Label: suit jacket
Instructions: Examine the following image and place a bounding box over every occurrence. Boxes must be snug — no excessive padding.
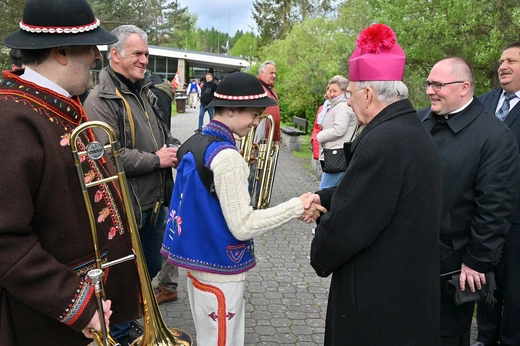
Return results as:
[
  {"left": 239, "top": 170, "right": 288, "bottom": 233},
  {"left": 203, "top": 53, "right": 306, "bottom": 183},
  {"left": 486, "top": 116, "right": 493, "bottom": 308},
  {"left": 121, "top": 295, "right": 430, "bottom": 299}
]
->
[
  {"left": 478, "top": 89, "right": 520, "bottom": 224},
  {"left": 422, "top": 97, "right": 520, "bottom": 275}
]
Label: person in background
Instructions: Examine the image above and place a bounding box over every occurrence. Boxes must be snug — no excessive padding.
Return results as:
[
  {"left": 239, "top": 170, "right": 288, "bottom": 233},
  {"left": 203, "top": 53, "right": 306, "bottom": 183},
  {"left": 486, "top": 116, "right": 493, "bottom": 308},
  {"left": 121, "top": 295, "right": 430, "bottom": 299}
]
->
[
  {"left": 256, "top": 60, "right": 281, "bottom": 145},
  {"left": 422, "top": 56, "right": 520, "bottom": 346},
  {"left": 471, "top": 41, "right": 520, "bottom": 346},
  {"left": 9, "top": 48, "right": 24, "bottom": 71},
  {"left": 306, "top": 23, "right": 442, "bottom": 345},
  {"left": 310, "top": 90, "right": 329, "bottom": 163},
  {"left": 316, "top": 75, "right": 357, "bottom": 189},
  {"left": 161, "top": 72, "right": 325, "bottom": 345},
  {"left": 144, "top": 72, "right": 181, "bottom": 306},
  {"left": 147, "top": 71, "right": 176, "bottom": 130},
  {"left": 83, "top": 24, "right": 179, "bottom": 344},
  {"left": 0, "top": 0, "right": 141, "bottom": 345},
  {"left": 195, "top": 72, "right": 218, "bottom": 133},
  {"left": 187, "top": 78, "right": 201, "bottom": 109}
]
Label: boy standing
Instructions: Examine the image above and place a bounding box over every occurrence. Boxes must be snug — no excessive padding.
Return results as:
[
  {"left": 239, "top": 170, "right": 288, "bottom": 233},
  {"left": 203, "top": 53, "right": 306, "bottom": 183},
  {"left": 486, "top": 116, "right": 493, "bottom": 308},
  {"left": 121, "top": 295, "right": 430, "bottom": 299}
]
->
[{"left": 161, "top": 72, "right": 323, "bottom": 345}]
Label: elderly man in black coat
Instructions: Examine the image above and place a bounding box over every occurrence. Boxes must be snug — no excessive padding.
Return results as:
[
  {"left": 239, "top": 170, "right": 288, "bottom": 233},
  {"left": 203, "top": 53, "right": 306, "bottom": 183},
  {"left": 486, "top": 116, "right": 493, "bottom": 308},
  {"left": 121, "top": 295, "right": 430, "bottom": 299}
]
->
[
  {"left": 307, "top": 24, "right": 443, "bottom": 346},
  {"left": 422, "top": 57, "right": 520, "bottom": 346}
]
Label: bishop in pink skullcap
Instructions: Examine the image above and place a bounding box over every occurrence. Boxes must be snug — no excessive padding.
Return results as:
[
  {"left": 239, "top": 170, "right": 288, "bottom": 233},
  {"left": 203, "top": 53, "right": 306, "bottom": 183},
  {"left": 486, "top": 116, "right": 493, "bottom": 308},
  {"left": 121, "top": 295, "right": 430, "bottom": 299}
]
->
[{"left": 349, "top": 24, "right": 406, "bottom": 81}]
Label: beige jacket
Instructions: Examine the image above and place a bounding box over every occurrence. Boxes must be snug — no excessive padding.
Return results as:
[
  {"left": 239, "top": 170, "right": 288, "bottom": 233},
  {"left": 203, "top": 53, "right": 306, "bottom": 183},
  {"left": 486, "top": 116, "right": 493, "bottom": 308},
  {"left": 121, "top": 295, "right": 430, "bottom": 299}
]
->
[{"left": 316, "top": 96, "right": 357, "bottom": 161}]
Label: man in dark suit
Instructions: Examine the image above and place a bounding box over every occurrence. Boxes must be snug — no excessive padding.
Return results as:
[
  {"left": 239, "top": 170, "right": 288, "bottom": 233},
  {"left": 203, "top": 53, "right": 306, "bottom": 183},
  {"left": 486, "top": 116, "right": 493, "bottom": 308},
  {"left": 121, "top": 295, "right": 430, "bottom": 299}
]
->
[
  {"left": 422, "top": 57, "right": 520, "bottom": 346},
  {"left": 472, "top": 41, "right": 520, "bottom": 346}
]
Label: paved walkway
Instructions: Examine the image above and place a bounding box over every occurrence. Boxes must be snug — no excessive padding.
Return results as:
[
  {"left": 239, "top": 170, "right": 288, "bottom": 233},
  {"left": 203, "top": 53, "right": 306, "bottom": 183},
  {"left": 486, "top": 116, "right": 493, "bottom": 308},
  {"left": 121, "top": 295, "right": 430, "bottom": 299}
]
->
[{"left": 158, "top": 105, "right": 479, "bottom": 345}]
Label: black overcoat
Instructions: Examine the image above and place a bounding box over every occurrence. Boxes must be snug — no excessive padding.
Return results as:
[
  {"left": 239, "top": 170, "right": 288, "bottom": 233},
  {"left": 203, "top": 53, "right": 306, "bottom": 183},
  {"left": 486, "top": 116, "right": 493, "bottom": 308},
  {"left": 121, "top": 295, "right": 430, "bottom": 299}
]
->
[
  {"left": 422, "top": 98, "right": 520, "bottom": 275},
  {"left": 311, "top": 99, "right": 442, "bottom": 345},
  {"left": 422, "top": 97, "right": 520, "bottom": 336}
]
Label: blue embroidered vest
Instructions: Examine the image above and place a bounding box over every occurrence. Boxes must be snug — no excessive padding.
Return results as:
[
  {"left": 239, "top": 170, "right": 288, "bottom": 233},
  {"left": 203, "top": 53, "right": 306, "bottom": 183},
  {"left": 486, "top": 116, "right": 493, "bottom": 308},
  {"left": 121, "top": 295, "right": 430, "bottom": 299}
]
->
[{"left": 161, "top": 120, "right": 256, "bottom": 274}]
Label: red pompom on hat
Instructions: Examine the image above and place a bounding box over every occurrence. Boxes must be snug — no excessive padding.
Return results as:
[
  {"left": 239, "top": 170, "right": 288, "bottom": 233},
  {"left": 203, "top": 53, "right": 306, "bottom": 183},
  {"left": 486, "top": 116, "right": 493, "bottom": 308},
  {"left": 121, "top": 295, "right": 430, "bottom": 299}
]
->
[{"left": 349, "top": 23, "right": 406, "bottom": 81}]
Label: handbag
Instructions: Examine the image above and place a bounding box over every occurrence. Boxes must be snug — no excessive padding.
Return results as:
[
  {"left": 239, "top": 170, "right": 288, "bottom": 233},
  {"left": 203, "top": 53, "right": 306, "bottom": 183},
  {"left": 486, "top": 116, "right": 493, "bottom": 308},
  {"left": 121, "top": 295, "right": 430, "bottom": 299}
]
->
[
  {"left": 322, "top": 148, "right": 347, "bottom": 173},
  {"left": 444, "top": 272, "right": 497, "bottom": 307}
]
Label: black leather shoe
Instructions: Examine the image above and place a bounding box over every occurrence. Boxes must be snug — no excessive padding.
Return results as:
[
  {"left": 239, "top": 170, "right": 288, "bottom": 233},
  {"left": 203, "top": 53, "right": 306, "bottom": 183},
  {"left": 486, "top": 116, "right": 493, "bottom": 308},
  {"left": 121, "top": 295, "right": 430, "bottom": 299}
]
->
[{"left": 470, "top": 342, "right": 498, "bottom": 346}]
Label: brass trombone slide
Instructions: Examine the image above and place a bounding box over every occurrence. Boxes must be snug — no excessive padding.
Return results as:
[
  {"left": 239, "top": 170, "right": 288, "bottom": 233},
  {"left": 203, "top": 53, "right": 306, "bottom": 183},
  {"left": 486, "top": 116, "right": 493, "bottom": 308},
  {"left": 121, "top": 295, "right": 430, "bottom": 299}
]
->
[{"left": 70, "top": 121, "right": 192, "bottom": 346}]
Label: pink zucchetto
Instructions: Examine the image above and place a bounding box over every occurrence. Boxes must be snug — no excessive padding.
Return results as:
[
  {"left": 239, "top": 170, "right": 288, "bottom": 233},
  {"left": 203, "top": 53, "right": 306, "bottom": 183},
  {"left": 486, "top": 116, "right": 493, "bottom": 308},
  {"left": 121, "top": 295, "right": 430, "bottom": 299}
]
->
[{"left": 349, "top": 24, "right": 406, "bottom": 81}]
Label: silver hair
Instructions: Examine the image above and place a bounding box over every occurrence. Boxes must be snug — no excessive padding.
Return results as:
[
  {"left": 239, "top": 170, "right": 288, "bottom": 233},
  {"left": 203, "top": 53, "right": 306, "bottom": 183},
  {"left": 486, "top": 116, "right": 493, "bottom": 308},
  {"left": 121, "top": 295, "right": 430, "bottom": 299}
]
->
[
  {"left": 328, "top": 75, "right": 349, "bottom": 91},
  {"left": 353, "top": 80, "right": 409, "bottom": 103},
  {"left": 107, "top": 25, "right": 148, "bottom": 61},
  {"left": 259, "top": 60, "right": 276, "bottom": 72}
]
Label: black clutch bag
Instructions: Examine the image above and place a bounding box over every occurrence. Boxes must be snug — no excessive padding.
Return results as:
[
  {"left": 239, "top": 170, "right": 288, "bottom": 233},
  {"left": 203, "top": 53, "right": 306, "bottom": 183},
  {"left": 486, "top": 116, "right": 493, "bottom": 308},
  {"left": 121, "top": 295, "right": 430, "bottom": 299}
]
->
[{"left": 444, "top": 272, "right": 497, "bottom": 306}]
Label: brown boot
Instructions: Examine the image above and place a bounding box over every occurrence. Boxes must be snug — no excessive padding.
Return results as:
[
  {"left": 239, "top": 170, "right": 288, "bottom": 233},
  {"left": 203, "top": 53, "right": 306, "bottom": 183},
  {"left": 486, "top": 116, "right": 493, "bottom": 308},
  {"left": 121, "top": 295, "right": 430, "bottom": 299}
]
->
[{"left": 154, "top": 284, "right": 178, "bottom": 304}]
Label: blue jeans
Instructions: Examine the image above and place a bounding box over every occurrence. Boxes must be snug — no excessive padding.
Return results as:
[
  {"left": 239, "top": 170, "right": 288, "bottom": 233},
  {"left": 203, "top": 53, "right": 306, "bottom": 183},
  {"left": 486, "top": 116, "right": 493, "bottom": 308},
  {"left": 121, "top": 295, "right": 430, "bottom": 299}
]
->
[
  {"left": 140, "top": 207, "right": 166, "bottom": 280},
  {"left": 198, "top": 103, "right": 214, "bottom": 130},
  {"left": 319, "top": 171, "right": 345, "bottom": 189},
  {"left": 111, "top": 207, "right": 166, "bottom": 340}
]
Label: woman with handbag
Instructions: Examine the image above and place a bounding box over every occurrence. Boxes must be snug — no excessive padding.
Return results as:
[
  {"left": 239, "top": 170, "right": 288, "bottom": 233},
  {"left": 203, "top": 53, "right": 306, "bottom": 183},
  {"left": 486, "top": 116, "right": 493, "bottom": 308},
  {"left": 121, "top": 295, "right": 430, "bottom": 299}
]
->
[{"left": 316, "top": 75, "right": 357, "bottom": 189}]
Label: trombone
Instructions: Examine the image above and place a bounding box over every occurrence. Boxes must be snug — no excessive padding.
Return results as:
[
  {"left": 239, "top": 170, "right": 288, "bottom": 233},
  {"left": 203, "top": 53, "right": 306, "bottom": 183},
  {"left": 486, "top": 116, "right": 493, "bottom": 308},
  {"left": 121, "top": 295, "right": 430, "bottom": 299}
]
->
[
  {"left": 240, "top": 114, "right": 280, "bottom": 209},
  {"left": 70, "top": 121, "right": 192, "bottom": 346}
]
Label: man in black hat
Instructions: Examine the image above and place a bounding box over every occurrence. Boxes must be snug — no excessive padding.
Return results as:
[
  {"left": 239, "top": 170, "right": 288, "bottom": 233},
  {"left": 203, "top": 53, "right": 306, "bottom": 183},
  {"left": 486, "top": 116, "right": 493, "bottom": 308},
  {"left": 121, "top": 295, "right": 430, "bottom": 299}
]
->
[
  {"left": 160, "top": 71, "right": 325, "bottom": 345},
  {"left": 0, "top": 0, "right": 141, "bottom": 345}
]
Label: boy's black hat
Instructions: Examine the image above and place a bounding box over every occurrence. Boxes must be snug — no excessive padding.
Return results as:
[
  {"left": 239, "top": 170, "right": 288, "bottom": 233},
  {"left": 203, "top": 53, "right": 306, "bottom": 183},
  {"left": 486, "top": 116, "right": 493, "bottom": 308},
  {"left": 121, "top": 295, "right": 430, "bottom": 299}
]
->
[
  {"left": 206, "top": 72, "right": 278, "bottom": 108},
  {"left": 3, "top": 0, "right": 117, "bottom": 49}
]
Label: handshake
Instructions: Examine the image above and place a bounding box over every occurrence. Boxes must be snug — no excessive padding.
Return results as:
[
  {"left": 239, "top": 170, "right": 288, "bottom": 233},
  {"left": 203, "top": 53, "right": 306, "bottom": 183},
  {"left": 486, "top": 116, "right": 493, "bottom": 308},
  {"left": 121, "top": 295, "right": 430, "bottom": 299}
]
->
[{"left": 298, "top": 192, "right": 326, "bottom": 223}]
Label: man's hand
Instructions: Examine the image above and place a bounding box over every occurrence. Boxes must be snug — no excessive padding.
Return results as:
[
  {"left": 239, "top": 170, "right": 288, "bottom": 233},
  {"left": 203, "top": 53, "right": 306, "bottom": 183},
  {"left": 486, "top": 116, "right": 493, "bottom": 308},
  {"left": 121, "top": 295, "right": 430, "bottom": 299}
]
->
[
  {"left": 299, "top": 192, "right": 326, "bottom": 222},
  {"left": 82, "top": 299, "right": 113, "bottom": 339},
  {"left": 156, "top": 144, "right": 178, "bottom": 168},
  {"left": 303, "top": 193, "right": 321, "bottom": 209},
  {"left": 459, "top": 263, "right": 486, "bottom": 292}
]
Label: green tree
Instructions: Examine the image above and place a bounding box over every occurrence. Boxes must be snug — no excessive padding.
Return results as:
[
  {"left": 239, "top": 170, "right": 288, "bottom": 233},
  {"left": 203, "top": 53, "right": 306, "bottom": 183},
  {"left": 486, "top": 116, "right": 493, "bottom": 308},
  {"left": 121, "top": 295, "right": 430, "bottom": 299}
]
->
[
  {"left": 230, "top": 32, "right": 257, "bottom": 63},
  {"left": 258, "top": 17, "right": 350, "bottom": 123},
  {"left": 338, "top": 0, "right": 520, "bottom": 107},
  {"left": 0, "top": 0, "right": 26, "bottom": 69},
  {"left": 252, "top": 0, "right": 338, "bottom": 48}
]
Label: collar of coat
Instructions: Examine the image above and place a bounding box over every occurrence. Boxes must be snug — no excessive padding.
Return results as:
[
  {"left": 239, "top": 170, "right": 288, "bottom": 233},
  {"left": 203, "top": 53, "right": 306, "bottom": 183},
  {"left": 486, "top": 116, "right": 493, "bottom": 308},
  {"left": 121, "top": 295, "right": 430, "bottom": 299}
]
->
[
  {"left": 351, "top": 98, "right": 414, "bottom": 152},
  {"left": 422, "top": 97, "right": 485, "bottom": 134}
]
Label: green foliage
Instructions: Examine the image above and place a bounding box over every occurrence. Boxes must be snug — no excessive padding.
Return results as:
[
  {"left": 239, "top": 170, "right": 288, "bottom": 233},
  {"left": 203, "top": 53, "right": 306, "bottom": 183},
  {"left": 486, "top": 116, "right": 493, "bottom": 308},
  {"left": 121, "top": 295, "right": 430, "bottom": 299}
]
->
[
  {"left": 0, "top": 0, "right": 26, "bottom": 69},
  {"left": 230, "top": 32, "right": 258, "bottom": 62},
  {"left": 259, "top": 17, "right": 352, "bottom": 123},
  {"left": 255, "top": 0, "right": 520, "bottom": 119},
  {"left": 336, "top": 0, "right": 520, "bottom": 108},
  {"left": 252, "top": 0, "right": 337, "bottom": 49}
]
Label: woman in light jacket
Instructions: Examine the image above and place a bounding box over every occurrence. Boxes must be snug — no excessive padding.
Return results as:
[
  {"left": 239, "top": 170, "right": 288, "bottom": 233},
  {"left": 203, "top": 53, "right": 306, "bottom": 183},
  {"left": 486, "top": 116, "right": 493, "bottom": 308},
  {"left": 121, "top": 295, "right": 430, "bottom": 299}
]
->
[{"left": 316, "top": 75, "right": 357, "bottom": 189}]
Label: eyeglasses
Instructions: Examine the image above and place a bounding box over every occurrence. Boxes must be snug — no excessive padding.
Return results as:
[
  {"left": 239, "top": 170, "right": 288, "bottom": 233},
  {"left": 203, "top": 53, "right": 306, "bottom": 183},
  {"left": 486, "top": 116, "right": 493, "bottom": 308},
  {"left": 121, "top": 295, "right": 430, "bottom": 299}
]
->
[
  {"left": 345, "top": 88, "right": 366, "bottom": 99},
  {"left": 424, "top": 81, "right": 464, "bottom": 91}
]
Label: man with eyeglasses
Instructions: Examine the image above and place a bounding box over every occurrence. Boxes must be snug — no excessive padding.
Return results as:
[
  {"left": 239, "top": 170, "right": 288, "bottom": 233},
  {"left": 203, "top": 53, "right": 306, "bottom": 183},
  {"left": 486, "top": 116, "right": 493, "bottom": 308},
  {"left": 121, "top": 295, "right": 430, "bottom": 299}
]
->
[
  {"left": 471, "top": 41, "right": 520, "bottom": 346},
  {"left": 421, "top": 57, "right": 520, "bottom": 346}
]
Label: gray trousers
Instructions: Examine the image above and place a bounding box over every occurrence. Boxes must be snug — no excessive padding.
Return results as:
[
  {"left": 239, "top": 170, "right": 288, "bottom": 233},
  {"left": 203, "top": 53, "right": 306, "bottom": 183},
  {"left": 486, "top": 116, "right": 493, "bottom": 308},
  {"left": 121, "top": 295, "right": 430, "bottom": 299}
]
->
[{"left": 157, "top": 257, "right": 179, "bottom": 293}]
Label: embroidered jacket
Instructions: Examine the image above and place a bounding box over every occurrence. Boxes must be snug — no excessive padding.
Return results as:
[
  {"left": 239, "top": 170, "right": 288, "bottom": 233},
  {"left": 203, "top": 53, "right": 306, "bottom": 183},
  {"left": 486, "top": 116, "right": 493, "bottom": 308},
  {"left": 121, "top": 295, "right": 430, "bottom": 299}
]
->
[{"left": 0, "top": 70, "right": 140, "bottom": 346}]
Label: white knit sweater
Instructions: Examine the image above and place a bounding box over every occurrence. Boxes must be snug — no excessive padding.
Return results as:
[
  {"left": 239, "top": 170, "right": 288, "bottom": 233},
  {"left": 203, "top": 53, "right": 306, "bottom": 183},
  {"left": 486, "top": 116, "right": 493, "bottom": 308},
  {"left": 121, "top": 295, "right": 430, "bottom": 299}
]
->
[{"left": 189, "top": 148, "right": 304, "bottom": 283}]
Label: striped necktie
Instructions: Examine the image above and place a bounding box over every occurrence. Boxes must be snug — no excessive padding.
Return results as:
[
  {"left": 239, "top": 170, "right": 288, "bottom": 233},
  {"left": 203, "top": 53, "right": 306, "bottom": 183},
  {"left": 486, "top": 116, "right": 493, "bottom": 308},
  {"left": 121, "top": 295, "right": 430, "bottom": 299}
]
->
[{"left": 496, "top": 92, "right": 517, "bottom": 121}]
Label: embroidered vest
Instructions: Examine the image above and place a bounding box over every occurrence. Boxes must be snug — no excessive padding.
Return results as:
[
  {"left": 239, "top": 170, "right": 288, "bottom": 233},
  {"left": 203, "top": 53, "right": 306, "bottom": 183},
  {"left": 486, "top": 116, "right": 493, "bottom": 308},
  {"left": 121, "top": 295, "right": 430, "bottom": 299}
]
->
[{"left": 161, "top": 125, "right": 256, "bottom": 275}]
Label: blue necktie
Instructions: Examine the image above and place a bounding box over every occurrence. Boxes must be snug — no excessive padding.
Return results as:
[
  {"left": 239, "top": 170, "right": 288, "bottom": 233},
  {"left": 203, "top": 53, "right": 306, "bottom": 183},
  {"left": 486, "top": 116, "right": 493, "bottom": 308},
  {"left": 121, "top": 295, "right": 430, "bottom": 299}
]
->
[{"left": 496, "top": 93, "right": 516, "bottom": 121}]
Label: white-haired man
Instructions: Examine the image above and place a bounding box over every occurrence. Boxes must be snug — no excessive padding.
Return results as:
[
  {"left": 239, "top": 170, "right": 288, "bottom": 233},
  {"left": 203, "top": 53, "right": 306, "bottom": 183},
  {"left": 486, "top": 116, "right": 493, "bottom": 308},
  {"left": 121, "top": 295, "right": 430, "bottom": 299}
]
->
[
  {"left": 306, "top": 24, "right": 442, "bottom": 345},
  {"left": 83, "top": 24, "right": 180, "bottom": 344}
]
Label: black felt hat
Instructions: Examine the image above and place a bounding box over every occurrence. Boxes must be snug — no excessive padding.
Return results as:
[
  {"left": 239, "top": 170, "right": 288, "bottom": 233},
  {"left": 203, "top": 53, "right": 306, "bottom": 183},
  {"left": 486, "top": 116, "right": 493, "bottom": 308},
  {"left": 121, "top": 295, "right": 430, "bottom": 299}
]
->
[
  {"left": 206, "top": 72, "right": 278, "bottom": 108},
  {"left": 3, "top": 0, "right": 117, "bottom": 49}
]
